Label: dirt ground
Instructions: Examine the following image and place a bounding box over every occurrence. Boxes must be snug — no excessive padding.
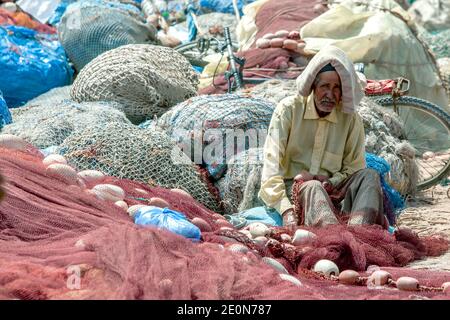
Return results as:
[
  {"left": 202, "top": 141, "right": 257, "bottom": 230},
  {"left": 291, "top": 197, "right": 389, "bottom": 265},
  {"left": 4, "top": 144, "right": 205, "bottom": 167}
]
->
[{"left": 397, "top": 184, "right": 450, "bottom": 271}]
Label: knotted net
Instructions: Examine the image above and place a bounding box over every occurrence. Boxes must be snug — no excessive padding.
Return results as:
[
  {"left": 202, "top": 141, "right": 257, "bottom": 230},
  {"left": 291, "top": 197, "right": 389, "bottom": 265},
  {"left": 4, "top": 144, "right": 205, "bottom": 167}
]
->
[
  {"left": 0, "top": 146, "right": 448, "bottom": 300},
  {"left": 71, "top": 44, "right": 199, "bottom": 123}
]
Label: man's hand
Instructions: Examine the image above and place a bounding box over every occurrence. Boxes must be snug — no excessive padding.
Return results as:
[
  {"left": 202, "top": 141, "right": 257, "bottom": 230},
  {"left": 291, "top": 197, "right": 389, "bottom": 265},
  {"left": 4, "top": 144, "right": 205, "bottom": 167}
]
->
[
  {"left": 294, "top": 170, "right": 314, "bottom": 183},
  {"left": 282, "top": 208, "right": 298, "bottom": 227}
]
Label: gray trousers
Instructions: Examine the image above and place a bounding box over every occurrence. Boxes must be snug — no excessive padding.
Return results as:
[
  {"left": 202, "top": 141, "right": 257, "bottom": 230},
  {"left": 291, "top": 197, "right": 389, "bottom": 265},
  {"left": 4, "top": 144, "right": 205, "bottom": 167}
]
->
[{"left": 286, "top": 169, "right": 385, "bottom": 227}]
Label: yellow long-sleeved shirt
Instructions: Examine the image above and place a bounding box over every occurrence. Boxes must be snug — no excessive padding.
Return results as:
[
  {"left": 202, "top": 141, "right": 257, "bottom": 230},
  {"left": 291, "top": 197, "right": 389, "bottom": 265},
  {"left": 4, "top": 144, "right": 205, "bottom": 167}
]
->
[{"left": 258, "top": 94, "right": 366, "bottom": 214}]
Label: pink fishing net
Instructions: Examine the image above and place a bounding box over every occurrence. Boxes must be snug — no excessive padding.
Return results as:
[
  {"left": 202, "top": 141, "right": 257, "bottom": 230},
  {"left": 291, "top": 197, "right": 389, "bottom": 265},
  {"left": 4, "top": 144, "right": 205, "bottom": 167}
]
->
[{"left": 0, "top": 147, "right": 449, "bottom": 300}]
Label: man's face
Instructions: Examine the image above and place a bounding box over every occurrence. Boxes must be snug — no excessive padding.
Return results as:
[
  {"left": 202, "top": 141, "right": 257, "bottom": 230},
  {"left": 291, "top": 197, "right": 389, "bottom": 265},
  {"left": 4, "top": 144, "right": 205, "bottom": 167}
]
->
[{"left": 313, "top": 71, "right": 342, "bottom": 115}]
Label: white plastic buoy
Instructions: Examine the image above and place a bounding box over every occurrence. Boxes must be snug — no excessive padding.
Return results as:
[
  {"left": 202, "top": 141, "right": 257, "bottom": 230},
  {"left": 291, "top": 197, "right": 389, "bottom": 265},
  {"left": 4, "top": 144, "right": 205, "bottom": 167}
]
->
[
  {"left": 292, "top": 229, "right": 316, "bottom": 246},
  {"left": 46, "top": 164, "right": 78, "bottom": 185},
  {"left": 442, "top": 282, "right": 450, "bottom": 294},
  {"left": 262, "top": 257, "right": 288, "bottom": 274},
  {"left": 148, "top": 197, "right": 169, "bottom": 208},
  {"left": 280, "top": 234, "right": 292, "bottom": 242},
  {"left": 338, "top": 270, "right": 360, "bottom": 285},
  {"left": 92, "top": 184, "right": 125, "bottom": 202},
  {"left": 313, "top": 259, "right": 339, "bottom": 277},
  {"left": 280, "top": 274, "right": 302, "bottom": 287},
  {"left": 227, "top": 244, "right": 249, "bottom": 254},
  {"left": 0, "top": 134, "right": 28, "bottom": 151},
  {"left": 396, "top": 277, "right": 420, "bottom": 291},
  {"left": 368, "top": 270, "right": 392, "bottom": 286},
  {"left": 127, "top": 204, "right": 147, "bottom": 219},
  {"left": 248, "top": 222, "right": 270, "bottom": 238},
  {"left": 114, "top": 200, "right": 128, "bottom": 211},
  {"left": 170, "top": 188, "right": 192, "bottom": 198},
  {"left": 253, "top": 236, "right": 268, "bottom": 246},
  {"left": 42, "top": 154, "right": 67, "bottom": 167},
  {"left": 77, "top": 170, "right": 105, "bottom": 184}
]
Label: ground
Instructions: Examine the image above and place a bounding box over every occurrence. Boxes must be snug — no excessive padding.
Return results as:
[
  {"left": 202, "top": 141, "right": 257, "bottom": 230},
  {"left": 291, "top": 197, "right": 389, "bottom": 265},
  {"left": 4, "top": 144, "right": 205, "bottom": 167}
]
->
[{"left": 398, "top": 184, "right": 450, "bottom": 271}]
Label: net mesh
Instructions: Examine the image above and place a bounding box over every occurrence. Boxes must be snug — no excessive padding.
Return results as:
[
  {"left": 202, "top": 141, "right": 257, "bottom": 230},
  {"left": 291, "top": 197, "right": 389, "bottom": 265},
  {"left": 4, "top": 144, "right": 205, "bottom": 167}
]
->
[
  {"left": 71, "top": 44, "right": 199, "bottom": 124},
  {"left": 3, "top": 101, "right": 131, "bottom": 150},
  {"left": 0, "top": 147, "right": 448, "bottom": 300},
  {"left": 58, "top": 0, "right": 157, "bottom": 71},
  {"left": 57, "top": 122, "right": 220, "bottom": 212},
  {"left": 215, "top": 147, "right": 264, "bottom": 214},
  {"left": 155, "top": 94, "right": 275, "bottom": 180},
  {"left": 180, "top": 12, "right": 238, "bottom": 41}
]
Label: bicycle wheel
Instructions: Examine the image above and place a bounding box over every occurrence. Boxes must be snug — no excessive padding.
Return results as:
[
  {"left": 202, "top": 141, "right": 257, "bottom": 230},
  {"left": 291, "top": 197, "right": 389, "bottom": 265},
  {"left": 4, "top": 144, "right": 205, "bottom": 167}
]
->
[
  {"left": 374, "top": 96, "right": 450, "bottom": 190},
  {"left": 175, "top": 39, "right": 239, "bottom": 67}
]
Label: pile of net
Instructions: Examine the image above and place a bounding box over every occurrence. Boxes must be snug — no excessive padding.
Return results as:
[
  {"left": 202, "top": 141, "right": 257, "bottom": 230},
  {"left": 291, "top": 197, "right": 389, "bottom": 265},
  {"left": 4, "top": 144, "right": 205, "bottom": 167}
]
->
[
  {"left": 155, "top": 94, "right": 275, "bottom": 180},
  {"left": 58, "top": 0, "right": 158, "bottom": 71},
  {"left": 437, "top": 58, "right": 450, "bottom": 97},
  {"left": 71, "top": 44, "right": 198, "bottom": 124},
  {"left": 417, "top": 28, "right": 450, "bottom": 60},
  {"left": 57, "top": 121, "right": 220, "bottom": 212},
  {"left": 0, "top": 145, "right": 448, "bottom": 300},
  {"left": 3, "top": 101, "right": 131, "bottom": 150}
]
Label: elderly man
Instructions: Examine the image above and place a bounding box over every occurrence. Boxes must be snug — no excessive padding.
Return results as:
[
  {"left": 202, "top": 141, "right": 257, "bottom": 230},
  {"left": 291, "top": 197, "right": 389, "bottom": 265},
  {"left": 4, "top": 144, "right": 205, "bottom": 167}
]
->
[{"left": 259, "top": 46, "right": 386, "bottom": 227}]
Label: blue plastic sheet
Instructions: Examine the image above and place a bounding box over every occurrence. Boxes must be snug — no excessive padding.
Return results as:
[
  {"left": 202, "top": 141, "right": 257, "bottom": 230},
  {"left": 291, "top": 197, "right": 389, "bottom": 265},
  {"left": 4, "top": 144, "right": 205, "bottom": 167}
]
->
[
  {"left": 227, "top": 206, "right": 283, "bottom": 228},
  {"left": 0, "top": 90, "right": 12, "bottom": 128},
  {"left": 134, "top": 206, "right": 201, "bottom": 241},
  {"left": 0, "top": 25, "right": 73, "bottom": 108},
  {"left": 199, "top": 0, "right": 256, "bottom": 15}
]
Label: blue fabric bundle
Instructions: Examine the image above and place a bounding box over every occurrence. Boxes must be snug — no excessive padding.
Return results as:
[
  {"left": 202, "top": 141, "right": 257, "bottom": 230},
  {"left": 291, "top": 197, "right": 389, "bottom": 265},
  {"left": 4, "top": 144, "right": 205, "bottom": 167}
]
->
[
  {"left": 0, "top": 90, "right": 12, "bottom": 128},
  {"left": 0, "top": 25, "right": 73, "bottom": 108},
  {"left": 365, "top": 152, "right": 405, "bottom": 225}
]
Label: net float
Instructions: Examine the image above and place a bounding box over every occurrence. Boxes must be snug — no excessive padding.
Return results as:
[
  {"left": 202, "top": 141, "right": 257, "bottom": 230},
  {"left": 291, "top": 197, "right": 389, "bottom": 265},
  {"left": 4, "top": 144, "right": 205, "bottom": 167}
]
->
[
  {"left": 77, "top": 170, "right": 105, "bottom": 184},
  {"left": 46, "top": 163, "right": 78, "bottom": 186},
  {"left": 92, "top": 184, "right": 125, "bottom": 202},
  {"left": 338, "top": 270, "right": 360, "bottom": 285},
  {"left": 368, "top": 270, "right": 392, "bottom": 286},
  {"left": 442, "top": 282, "right": 450, "bottom": 294},
  {"left": 275, "top": 30, "right": 289, "bottom": 38},
  {"left": 148, "top": 197, "right": 169, "bottom": 208},
  {"left": 228, "top": 244, "right": 249, "bottom": 254},
  {"left": 248, "top": 222, "right": 270, "bottom": 238},
  {"left": 42, "top": 154, "right": 67, "bottom": 166},
  {"left": 280, "top": 274, "right": 302, "bottom": 287},
  {"left": 292, "top": 229, "right": 316, "bottom": 245},
  {"left": 288, "top": 30, "right": 300, "bottom": 39},
  {"left": 253, "top": 236, "right": 268, "bottom": 246},
  {"left": 0, "top": 134, "right": 28, "bottom": 151},
  {"left": 262, "top": 32, "right": 276, "bottom": 39},
  {"left": 170, "top": 188, "right": 192, "bottom": 198},
  {"left": 280, "top": 233, "right": 292, "bottom": 242},
  {"left": 269, "top": 38, "right": 284, "bottom": 48},
  {"left": 283, "top": 39, "right": 298, "bottom": 51},
  {"left": 396, "top": 277, "right": 420, "bottom": 291},
  {"left": 127, "top": 204, "right": 147, "bottom": 219},
  {"left": 114, "top": 200, "right": 128, "bottom": 211},
  {"left": 262, "top": 257, "right": 289, "bottom": 274},
  {"left": 313, "top": 259, "right": 339, "bottom": 277},
  {"left": 256, "top": 38, "right": 271, "bottom": 49},
  {"left": 239, "top": 229, "right": 253, "bottom": 239}
]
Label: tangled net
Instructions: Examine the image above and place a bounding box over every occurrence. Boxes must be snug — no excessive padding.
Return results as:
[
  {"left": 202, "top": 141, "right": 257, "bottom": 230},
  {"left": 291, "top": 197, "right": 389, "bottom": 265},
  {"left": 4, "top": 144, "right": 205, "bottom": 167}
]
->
[
  {"left": 71, "top": 44, "right": 199, "bottom": 124},
  {"left": 3, "top": 101, "right": 131, "bottom": 150},
  {"left": 156, "top": 94, "right": 275, "bottom": 180},
  {"left": 0, "top": 146, "right": 448, "bottom": 300},
  {"left": 359, "top": 97, "right": 418, "bottom": 195},
  {"left": 215, "top": 148, "right": 264, "bottom": 214},
  {"left": 58, "top": 0, "right": 157, "bottom": 71},
  {"left": 180, "top": 12, "right": 238, "bottom": 41},
  {"left": 58, "top": 122, "right": 220, "bottom": 212}
]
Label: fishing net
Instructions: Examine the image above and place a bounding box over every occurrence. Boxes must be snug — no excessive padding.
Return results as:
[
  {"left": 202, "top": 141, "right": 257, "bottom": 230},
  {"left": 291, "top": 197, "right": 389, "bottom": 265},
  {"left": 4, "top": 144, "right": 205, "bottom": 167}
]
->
[
  {"left": 71, "top": 44, "right": 199, "bottom": 124},
  {"left": 0, "top": 146, "right": 448, "bottom": 300},
  {"left": 215, "top": 147, "right": 264, "bottom": 214},
  {"left": 57, "top": 122, "right": 220, "bottom": 212},
  {"left": 156, "top": 94, "right": 275, "bottom": 180},
  {"left": 237, "top": 79, "right": 298, "bottom": 105},
  {"left": 417, "top": 28, "right": 450, "bottom": 60},
  {"left": 437, "top": 58, "right": 450, "bottom": 97},
  {"left": 359, "top": 97, "right": 418, "bottom": 195},
  {"left": 180, "top": 12, "right": 238, "bottom": 41},
  {"left": 2, "top": 101, "right": 131, "bottom": 150},
  {"left": 58, "top": 0, "right": 158, "bottom": 71}
]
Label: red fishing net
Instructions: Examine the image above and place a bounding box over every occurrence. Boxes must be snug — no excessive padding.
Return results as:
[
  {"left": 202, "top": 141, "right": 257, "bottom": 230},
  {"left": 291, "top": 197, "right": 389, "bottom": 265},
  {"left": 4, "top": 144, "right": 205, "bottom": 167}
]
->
[{"left": 0, "top": 147, "right": 449, "bottom": 300}]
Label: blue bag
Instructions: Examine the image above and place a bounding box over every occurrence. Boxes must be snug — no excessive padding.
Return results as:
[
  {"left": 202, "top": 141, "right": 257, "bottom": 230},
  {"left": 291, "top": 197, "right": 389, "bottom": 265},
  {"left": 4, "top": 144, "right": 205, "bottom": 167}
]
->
[
  {"left": 0, "top": 25, "right": 73, "bottom": 108},
  {"left": 0, "top": 90, "right": 12, "bottom": 128},
  {"left": 134, "top": 206, "right": 201, "bottom": 241},
  {"left": 227, "top": 206, "right": 283, "bottom": 228}
]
